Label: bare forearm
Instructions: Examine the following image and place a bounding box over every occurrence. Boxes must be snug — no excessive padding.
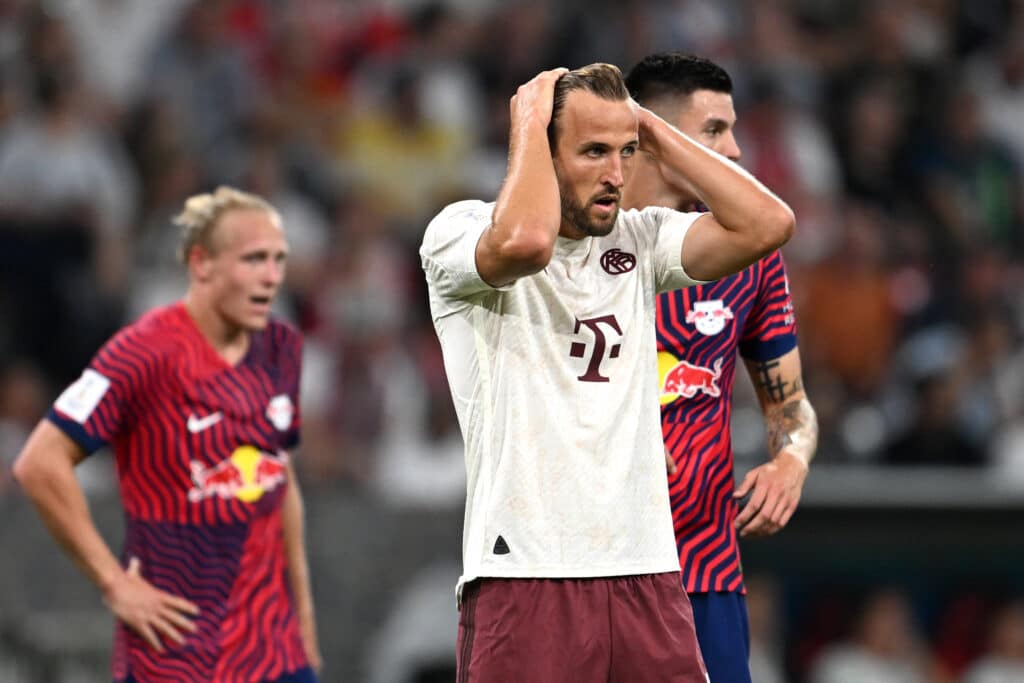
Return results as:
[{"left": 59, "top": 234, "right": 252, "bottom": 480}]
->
[
  {"left": 650, "top": 116, "right": 792, "bottom": 239},
  {"left": 282, "top": 476, "right": 314, "bottom": 619},
  {"left": 765, "top": 395, "right": 818, "bottom": 466},
  {"left": 18, "top": 458, "right": 123, "bottom": 594},
  {"left": 478, "top": 69, "right": 567, "bottom": 284},
  {"left": 488, "top": 121, "right": 561, "bottom": 270},
  {"left": 494, "top": 121, "right": 560, "bottom": 234}
]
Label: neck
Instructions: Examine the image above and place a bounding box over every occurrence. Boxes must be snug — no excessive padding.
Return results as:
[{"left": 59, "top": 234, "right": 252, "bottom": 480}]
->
[
  {"left": 558, "top": 220, "right": 587, "bottom": 240},
  {"left": 183, "top": 292, "right": 250, "bottom": 365}
]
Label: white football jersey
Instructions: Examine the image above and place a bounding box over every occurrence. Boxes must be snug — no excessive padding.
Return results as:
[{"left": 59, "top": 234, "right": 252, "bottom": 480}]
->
[{"left": 420, "top": 200, "right": 706, "bottom": 592}]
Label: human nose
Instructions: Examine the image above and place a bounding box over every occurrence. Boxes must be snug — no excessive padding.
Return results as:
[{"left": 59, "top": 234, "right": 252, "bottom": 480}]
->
[
  {"left": 721, "top": 132, "right": 741, "bottom": 162},
  {"left": 602, "top": 155, "right": 625, "bottom": 189},
  {"left": 264, "top": 259, "right": 285, "bottom": 286}
]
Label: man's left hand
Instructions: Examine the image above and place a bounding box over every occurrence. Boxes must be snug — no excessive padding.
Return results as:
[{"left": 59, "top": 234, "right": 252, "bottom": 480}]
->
[{"left": 732, "top": 450, "right": 808, "bottom": 537}]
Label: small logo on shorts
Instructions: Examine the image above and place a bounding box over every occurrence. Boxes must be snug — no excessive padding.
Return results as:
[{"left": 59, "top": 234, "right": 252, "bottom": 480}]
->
[{"left": 493, "top": 535, "right": 510, "bottom": 555}]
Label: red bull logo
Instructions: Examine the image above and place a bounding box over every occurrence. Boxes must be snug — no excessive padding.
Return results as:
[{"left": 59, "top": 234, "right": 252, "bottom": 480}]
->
[
  {"left": 685, "top": 300, "right": 734, "bottom": 336},
  {"left": 188, "top": 446, "right": 289, "bottom": 503},
  {"left": 659, "top": 354, "right": 724, "bottom": 403}
]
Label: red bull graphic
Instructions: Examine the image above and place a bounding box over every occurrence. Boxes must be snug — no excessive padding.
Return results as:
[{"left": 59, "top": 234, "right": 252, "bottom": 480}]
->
[
  {"left": 685, "top": 300, "right": 734, "bottom": 336},
  {"left": 188, "top": 445, "right": 289, "bottom": 503},
  {"left": 253, "top": 452, "right": 288, "bottom": 491},
  {"left": 659, "top": 355, "right": 724, "bottom": 402}
]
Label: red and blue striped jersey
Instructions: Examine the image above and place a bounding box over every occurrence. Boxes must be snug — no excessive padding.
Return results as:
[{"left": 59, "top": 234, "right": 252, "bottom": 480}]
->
[
  {"left": 657, "top": 250, "right": 797, "bottom": 594},
  {"left": 47, "top": 302, "right": 309, "bottom": 683}
]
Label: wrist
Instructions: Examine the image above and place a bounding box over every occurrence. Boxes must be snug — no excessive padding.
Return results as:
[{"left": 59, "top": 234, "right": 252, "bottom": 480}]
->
[
  {"left": 97, "top": 565, "right": 124, "bottom": 600},
  {"left": 511, "top": 117, "right": 550, "bottom": 142},
  {"left": 779, "top": 447, "right": 811, "bottom": 473}
]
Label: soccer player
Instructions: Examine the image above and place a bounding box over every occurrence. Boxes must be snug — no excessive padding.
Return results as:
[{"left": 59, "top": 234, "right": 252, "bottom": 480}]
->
[
  {"left": 420, "top": 63, "right": 794, "bottom": 682},
  {"left": 624, "top": 53, "right": 820, "bottom": 683},
  {"left": 13, "top": 187, "right": 321, "bottom": 683}
]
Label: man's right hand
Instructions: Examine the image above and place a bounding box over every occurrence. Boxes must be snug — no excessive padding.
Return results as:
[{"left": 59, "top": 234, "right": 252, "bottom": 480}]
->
[
  {"left": 103, "top": 557, "right": 200, "bottom": 652},
  {"left": 510, "top": 68, "right": 569, "bottom": 131}
]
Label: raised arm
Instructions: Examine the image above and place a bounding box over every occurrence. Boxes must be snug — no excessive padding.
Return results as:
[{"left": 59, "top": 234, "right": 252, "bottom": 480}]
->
[
  {"left": 475, "top": 68, "right": 567, "bottom": 287},
  {"left": 732, "top": 348, "right": 818, "bottom": 537},
  {"left": 636, "top": 106, "right": 794, "bottom": 281},
  {"left": 13, "top": 421, "right": 198, "bottom": 650}
]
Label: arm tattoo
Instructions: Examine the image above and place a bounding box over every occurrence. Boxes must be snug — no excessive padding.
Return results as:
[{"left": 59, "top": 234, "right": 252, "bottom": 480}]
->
[
  {"left": 765, "top": 396, "right": 819, "bottom": 463},
  {"left": 755, "top": 360, "right": 803, "bottom": 404}
]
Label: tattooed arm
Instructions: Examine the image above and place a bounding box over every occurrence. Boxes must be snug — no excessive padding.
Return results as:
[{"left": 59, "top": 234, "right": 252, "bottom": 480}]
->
[{"left": 733, "top": 347, "right": 819, "bottom": 537}]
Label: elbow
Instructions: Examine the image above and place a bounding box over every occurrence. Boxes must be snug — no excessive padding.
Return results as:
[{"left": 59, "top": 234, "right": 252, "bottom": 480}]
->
[
  {"left": 500, "top": 236, "right": 554, "bottom": 274},
  {"left": 758, "top": 201, "right": 795, "bottom": 254},
  {"left": 489, "top": 216, "right": 556, "bottom": 275},
  {"left": 12, "top": 442, "right": 55, "bottom": 495},
  {"left": 12, "top": 452, "right": 38, "bottom": 492}
]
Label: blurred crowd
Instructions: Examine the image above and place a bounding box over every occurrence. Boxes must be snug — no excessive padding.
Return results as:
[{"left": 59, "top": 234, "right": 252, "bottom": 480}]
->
[
  {"left": 744, "top": 578, "right": 1024, "bottom": 683},
  {"left": 0, "top": 0, "right": 1022, "bottom": 497},
  {"left": 0, "top": 0, "right": 1022, "bottom": 680}
]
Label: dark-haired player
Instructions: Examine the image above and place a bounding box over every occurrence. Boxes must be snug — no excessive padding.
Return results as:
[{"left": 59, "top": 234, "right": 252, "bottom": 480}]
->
[{"left": 625, "top": 53, "right": 819, "bottom": 683}]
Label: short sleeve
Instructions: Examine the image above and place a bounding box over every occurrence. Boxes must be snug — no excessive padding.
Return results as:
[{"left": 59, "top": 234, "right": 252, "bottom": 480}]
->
[
  {"left": 420, "top": 200, "right": 506, "bottom": 319},
  {"left": 739, "top": 250, "right": 799, "bottom": 361},
  {"left": 47, "top": 329, "right": 149, "bottom": 455},
  {"left": 282, "top": 330, "right": 303, "bottom": 449},
  {"left": 646, "top": 206, "right": 710, "bottom": 293}
]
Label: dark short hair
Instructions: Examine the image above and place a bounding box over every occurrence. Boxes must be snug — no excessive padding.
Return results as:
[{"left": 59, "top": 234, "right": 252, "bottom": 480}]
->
[
  {"left": 625, "top": 53, "right": 732, "bottom": 106},
  {"left": 548, "top": 63, "right": 631, "bottom": 149}
]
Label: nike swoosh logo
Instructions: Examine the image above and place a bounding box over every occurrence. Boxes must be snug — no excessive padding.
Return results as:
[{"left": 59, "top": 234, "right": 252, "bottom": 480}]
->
[{"left": 187, "top": 412, "right": 223, "bottom": 433}]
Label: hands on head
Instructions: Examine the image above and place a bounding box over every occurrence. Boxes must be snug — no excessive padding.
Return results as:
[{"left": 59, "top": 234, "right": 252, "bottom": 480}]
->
[{"left": 510, "top": 67, "right": 569, "bottom": 130}]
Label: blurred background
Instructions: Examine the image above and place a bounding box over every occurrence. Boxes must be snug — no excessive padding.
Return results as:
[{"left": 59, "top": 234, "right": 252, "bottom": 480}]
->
[{"left": 0, "top": 0, "right": 1022, "bottom": 681}]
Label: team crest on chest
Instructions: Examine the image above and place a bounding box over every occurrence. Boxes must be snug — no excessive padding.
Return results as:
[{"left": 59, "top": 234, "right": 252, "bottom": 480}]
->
[
  {"left": 600, "top": 248, "right": 636, "bottom": 275},
  {"left": 685, "top": 300, "right": 734, "bottom": 336},
  {"left": 266, "top": 394, "right": 294, "bottom": 431}
]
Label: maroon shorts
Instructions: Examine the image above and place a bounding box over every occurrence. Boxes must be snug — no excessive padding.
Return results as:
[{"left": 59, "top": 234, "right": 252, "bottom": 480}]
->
[{"left": 456, "top": 572, "right": 707, "bottom": 683}]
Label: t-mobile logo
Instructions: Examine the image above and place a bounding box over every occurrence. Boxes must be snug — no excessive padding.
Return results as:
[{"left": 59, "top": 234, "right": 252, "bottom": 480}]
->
[{"left": 569, "top": 315, "right": 622, "bottom": 382}]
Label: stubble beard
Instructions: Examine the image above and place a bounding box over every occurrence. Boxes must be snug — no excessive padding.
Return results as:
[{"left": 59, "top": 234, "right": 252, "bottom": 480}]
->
[{"left": 559, "top": 191, "right": 618, "bottom": 238}]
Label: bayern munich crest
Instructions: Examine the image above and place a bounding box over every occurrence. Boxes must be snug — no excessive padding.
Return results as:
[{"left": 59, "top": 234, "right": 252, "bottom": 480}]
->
[{"left": 600, "top": 248, "right": 636, "bottom": 275}]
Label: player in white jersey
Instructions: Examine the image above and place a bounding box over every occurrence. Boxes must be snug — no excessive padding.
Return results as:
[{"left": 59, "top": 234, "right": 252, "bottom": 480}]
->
[{"left": 420, "top": 63, "right": 794, "bottom": 683}]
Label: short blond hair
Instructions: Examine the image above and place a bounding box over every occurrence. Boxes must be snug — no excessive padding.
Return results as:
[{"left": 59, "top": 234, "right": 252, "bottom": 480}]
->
[{"left": 174, "top": 186, "right": 280, "bottom": 264}]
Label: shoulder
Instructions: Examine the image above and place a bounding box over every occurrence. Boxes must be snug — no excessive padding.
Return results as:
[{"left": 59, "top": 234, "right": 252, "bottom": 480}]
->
[
  {"left": 423, "top": 200, "right": 493, "bottom": 240},
  {"left": 265, "top": 317, "right": 304, "bottom": 355},
  {"left": 617, "top": 206, "right": 665, "bottom": 228},
  {"left": 760, "top": 249, "right": 786, "bottom": 268},
  {"left": 420, "top": 199, "right": 497, "bottom": 295},
  {"left": 611, "top": 207, "right": 657, "bottom": 248},
  {"left": 242, "top": 317, "right": 304, "bottom": 379},
  {"left": 434, "top": 199, "right": 493, "bottom": 222},
  {"left": 756, "top": 249, "right": 791, "bottom": 285},
  {"left": 103, "top": 304, "right": 187, "bottom": 363},
  {"left": 620, "top": 205, "right": 698, "bottom": 224},
  {"left": 86, "top": 305, "right": 189, "bottom": 393},
  {"left": 617, "top": 206, "right": 705, "bottom": 237}
]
